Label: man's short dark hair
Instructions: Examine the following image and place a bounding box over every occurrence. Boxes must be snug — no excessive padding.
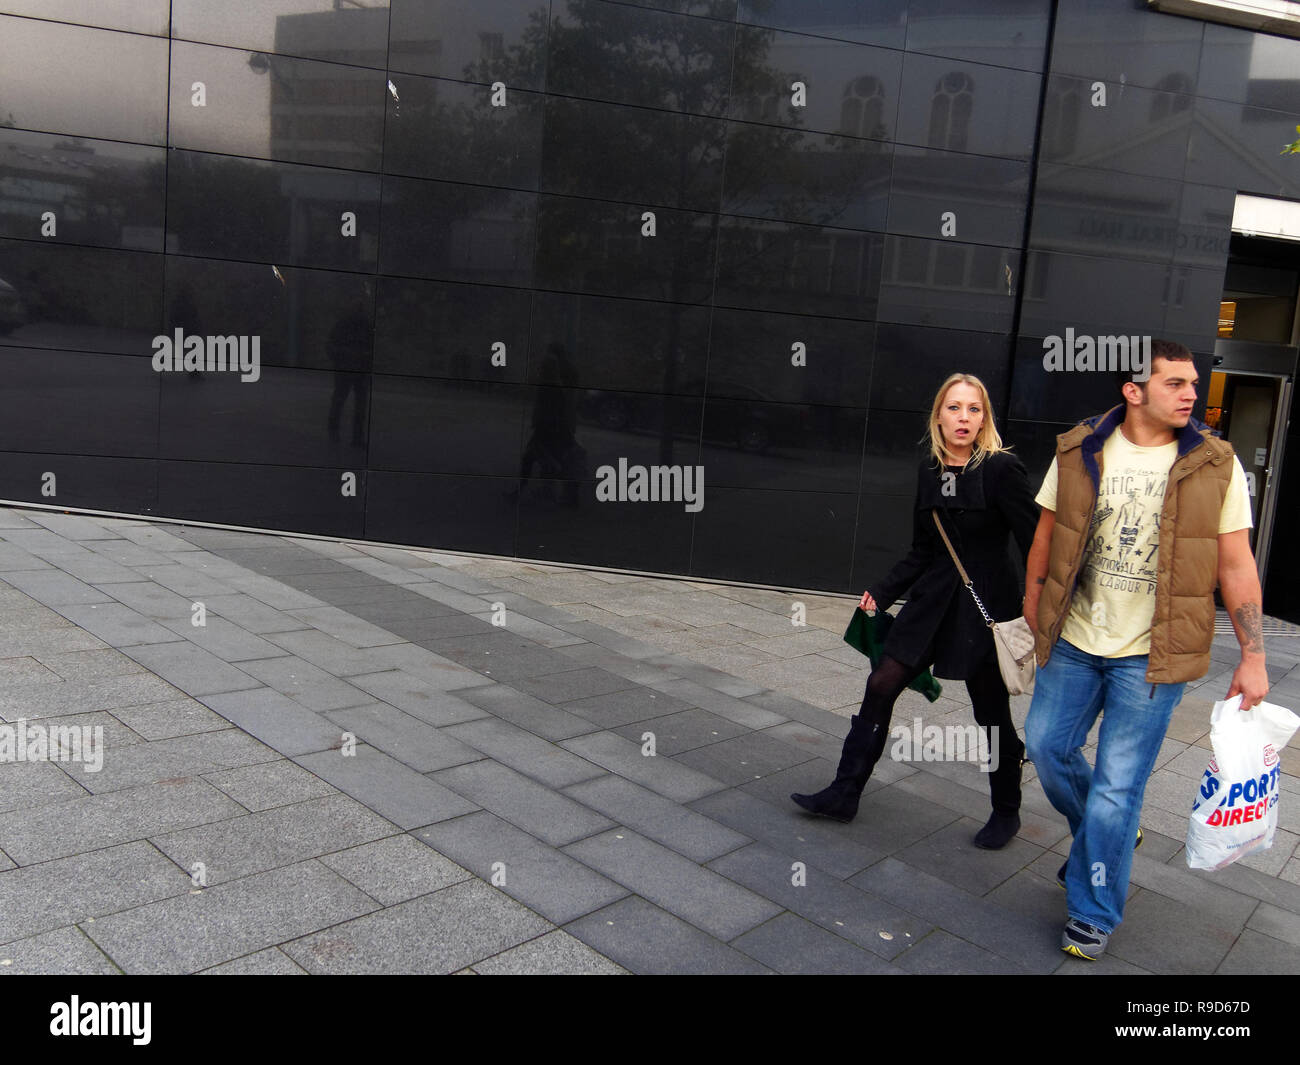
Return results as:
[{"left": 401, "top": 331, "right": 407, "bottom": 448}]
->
[{"left": 1115, "top": 338, "right": 1194, "bottom": 398}]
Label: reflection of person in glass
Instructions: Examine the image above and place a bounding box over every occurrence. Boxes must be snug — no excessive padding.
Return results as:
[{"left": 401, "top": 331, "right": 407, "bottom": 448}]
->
[
  {"left": 791, "top": 374, "right": 1038, "bottom": 851},
  {"left": 328, "top": 300, "right": 369, "bottom": 448},
  {"left": 517, "top": 342, "right": 582, "bottom": 506}
]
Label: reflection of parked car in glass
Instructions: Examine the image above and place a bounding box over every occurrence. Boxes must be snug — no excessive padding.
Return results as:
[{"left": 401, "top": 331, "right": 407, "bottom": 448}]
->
[
  {"left": 578, "top": 377, "right": 813, "bottom": 453},
  {"left": 0, "top": 276, "right": 25, "bottom": 335}
]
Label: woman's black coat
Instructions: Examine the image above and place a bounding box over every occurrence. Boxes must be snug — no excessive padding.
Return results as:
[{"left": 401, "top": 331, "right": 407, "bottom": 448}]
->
[{"left": 866, "top": 449, "right": 1039, "bottom": 680}]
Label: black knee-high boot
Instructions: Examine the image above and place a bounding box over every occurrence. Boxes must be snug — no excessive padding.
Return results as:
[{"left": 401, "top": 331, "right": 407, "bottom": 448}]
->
[{"left": 790, "top": 713, "right": 890, "bottom": 822}]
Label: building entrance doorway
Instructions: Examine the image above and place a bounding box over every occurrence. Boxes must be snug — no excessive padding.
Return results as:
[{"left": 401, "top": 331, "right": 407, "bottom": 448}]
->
[{"left": 1215, "top": 214, "right": 1299, "bottom": 618}]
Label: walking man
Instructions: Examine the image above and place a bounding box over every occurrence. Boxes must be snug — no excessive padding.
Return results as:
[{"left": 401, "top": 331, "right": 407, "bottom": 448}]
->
[{"left": 1022, "top": 340, "right": 1268, "bottom": 960}]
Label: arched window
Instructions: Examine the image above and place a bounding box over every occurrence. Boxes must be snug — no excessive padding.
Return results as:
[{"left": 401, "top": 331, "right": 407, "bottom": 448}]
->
[
  {"left": 1150, "top": 72, "right": 1193, "bottom": 121},
  {"left": 929, "top": 71, "right": 974, "bottom": 151},
  {"left": 840, "top": 75, "right": 886, "bottom": 140}
]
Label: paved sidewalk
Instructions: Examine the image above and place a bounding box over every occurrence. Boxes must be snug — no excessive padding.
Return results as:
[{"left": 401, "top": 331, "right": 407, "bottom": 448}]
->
[{"left": 0, "top": 506, "right": 1297, "bottom": 974}]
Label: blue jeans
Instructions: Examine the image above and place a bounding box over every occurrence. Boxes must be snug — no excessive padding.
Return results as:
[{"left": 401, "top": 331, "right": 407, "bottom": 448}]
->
[{"left": 1025, "top": 639, "right": 1186, "bottom": 933}]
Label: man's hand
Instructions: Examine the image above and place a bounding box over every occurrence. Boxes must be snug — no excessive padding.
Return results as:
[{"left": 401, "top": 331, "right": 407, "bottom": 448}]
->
[{"left": 1226, "top": 656, "right": 1269, "bottom": 710}]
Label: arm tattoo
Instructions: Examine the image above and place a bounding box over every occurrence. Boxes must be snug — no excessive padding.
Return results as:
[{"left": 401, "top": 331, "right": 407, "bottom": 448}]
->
[
  {"left": 1035, "top": 577, "right": 1045, "bottom": 585},
  {"left": 1233, "top": 601, "right": 1265, "bottom": 655}
]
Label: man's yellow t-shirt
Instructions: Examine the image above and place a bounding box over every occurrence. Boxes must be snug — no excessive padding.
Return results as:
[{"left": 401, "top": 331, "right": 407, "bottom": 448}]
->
[{"left": 1035, "top": 427, "right": 1253, "bottom": 658}]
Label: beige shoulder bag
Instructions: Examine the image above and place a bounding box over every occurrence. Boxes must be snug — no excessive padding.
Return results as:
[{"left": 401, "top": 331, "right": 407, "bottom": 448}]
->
[{"left": 931, "top": 511, "right": 1036, "bottom": 696}]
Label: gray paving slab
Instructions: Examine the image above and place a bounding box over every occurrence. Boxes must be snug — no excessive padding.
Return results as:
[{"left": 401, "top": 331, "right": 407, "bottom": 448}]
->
[
  {"left": 706, "top": 842, "right": 932, "bottom": 960},
  {"left": 280, "top": 605, "right": 406, "bottom": 648},
  {"left": 443, "top": 717, "right": 605, "bottom": 789},
  {"left": 415, "top": 811, "right": 629, "bottom": 925},
  {"left": 433, "top": 760, "right": 615, "bottom": 846},
  {"left": 891, "top": 769, "right": 1066, "bottom": 849},
  {"left": 479, "top": 612, "right": 587, "bottom": 649},
  {"left": 152, "top": 793, "right": 397, "bottom": 886},
  {"left": 0, "top": 546, "right": 51, "bottom": 572},
  {"left": 552, "top": 641, "right": 685, "bottom": 684},
  {"left": 621, "top": 707, "right": 753, "bottom": 755},
  {"left": 891, "top": 818, "right": 1046, "bottom": 896},
  {"left": 0, "top": 840, "right": 190, "bottom": 943},
  {"left": 564, "top": 896, "right": 772, "bottom": 975},
  {"left": 129, "top": 564, "right": 233, "bottom": 598},
  {"left": 514, "top": 667, "right": 639, "bottom": 704},
  {"left": 896, "top": 929, "right": 1031, "bottom": 974},
  {"left": 691, "top": 787, "right": 884, "bottom": 880},
  {"left": 205, "top": 546, "right": 339, "bottom": 576},
  {"left": 34, "top": 646, "right": 148, "bottom": 682},
  {"left": 0, "top": 566, "right": 113, "bottom": 608},
  {"left": 157, "top": 616, "right": 290, "bottom": 663},
  {"left": 472, "top": 930, "right": 628, "bottom": 975},
  {"left": 644, "top": 677, "right": 788, "bottom": 728},
  {"left": 1211, "top": 931, "right": 1300, "bottom": 972},
  {"left": 123, "top": 642, "right": 260, "bottom": 698},
  {"left": 220, "top": 572, "right": 327, "bottom": 609},
  {"left": 0, "top": 760, "right": 89, "bottom": 814},
  {"left": 850, "top": 856, "right": 1081, "bottom": 973},
  {"left": 199, "top": 947, "right": 308, "bottom": 974},
  {"left": 1247, "top": 901, "right": 1300, "bottom": 949},
  {"left": 318, "top": 834, "right": 472, "bottom": 906},
  {"left": 101, "top": 580, "right": 197, "bottom": 620},
  {"left": 563, "top": 774, "right": 750, "bottom": 864},
  {"left": 81, "top": 860, "right": 380, "bottom": 974},
  {"left": 198, "top": 689, "right": 343, "bottom": 757},
  {"left": 0, "top": 655, "right": 60, "bottom": 685},
  {"left": 294, "top": 745, "right": 478, "bottom": 830},
  {"left": 560, "top": 731, "right": 727, "bottom": 803},
  {"left": 393, "top": 582, "right": 495, "bottom": 613},
  {"left": 23, "top": 512, "right": 118, "bottom": 541},
  {"left": 564, "top": 827, "right": 781, "bottom": 940},
  {"left": 347, "top": 597, "right": 462, "bottom": 622},
  {"left": 202, "top": 593, "right": 311, "bottom": 635},
  {"left": 328, "top": 703, "right": 482, "bottom": 773},
  {"left": 0, "top": 770, "right": 247, "bottom": 859},
  {"left": 1127, "top": 854, "right": 1259, "bottom": 933},
  {"left": 381, "top": 614, "right": 500, "bottom": 642},
  {"left": 561, "top": 687, "right": 694, "bottom": 730},
  {"left": 203, "top": 759, "right": 337, "bottom": 812},
  {"left": 110, "top": 698, "right": 232, "bottom": 741},
  {"left": 49, "top": 551, "right": 147, "bottom": 585},
  {"left": 234, "top": 654, "right": 374, "bottom": 713},
  {"left": 281, "top": 878, "right": 551, "bottom": 974},
  {"left": 362, "top": 642, "right": 495, "bottom": 691},
  {"left": 449, "top": 683, "right": 597, "bottom": 742},
  {"left": 85, "top": 539, "right": 176, "bottom": 568},
  {"left": 644, "top": 653, "right": 767, "bottom": 694},
  {"left": 732, "top": 912, "right": 899, "bottom": 974},
  {"left": 0, "top": 925, "right": 119, "bottom": 974},
  {"left": 100, "top": 525, "right": 202, "bottom": 553},
  {"left": 1203, "top": 859, "right": 1300, "bottom": 915},
  {"left": 0, "top": 625, "right": 106, "bottom": 659},
  {"left": 421, "top": 632, "right": 589, "bottom": 682},
  {"left": 343, "top": 671, "right": 489, "bottom": 727},
  {"left": 674, "top": 730, "right": 820, "bottom": 786},
  {"left": 78, "top": 727, "right": 278, "bottom": 794},
  {"left": 1106, "top": 890, "right": 1241, "bottom": 974},
  {"left": 0, "top": 673, "right": 185, "bottom": 721},
  {"left": 264, "top": 629, "right": 391, "bottom": 677},
  {"left": 51, "top": 603, "right": 180, "bottom": 649}
]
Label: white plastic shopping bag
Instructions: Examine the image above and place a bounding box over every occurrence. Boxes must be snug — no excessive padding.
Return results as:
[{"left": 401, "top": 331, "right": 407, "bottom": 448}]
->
[{"left": 1186, "top": 694, "right": 1299, "bottom": 871}]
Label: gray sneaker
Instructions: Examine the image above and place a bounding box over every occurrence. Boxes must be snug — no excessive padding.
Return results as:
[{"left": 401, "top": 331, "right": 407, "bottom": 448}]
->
[{"left": 1061, "top": 917, "right": 1109, "bottom": 960}]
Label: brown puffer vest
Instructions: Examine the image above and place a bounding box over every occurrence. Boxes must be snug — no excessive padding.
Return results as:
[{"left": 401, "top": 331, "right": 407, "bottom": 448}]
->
[{"left": 1035, "top": 404, "right": 1236, "bottom": 684}]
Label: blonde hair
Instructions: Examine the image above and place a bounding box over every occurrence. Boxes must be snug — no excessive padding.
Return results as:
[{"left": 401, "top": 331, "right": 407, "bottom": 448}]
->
[{"left": 924, "top": 373, "right": 1008, "bottom": 470}]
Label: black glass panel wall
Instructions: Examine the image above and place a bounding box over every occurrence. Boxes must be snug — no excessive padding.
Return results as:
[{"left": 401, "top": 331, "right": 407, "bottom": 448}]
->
[{"left": 0, "top": 0, "right": 1296, "bottom": 604}]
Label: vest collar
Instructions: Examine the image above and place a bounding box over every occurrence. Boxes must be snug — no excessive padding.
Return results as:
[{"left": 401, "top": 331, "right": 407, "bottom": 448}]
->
[{"left": 1063, "top": 404, "right": 1228, "bottom": 488}]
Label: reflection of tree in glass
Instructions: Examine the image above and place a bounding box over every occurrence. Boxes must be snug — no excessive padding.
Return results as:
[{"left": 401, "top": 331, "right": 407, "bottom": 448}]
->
[{"left": 448, "top": 4, "right": 872, "bottom": 464}]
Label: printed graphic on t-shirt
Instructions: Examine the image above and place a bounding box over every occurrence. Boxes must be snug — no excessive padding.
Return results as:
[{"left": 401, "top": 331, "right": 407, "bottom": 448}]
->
[{"left": 1079, "top": 464, "right": 1168, "bottom": 602}]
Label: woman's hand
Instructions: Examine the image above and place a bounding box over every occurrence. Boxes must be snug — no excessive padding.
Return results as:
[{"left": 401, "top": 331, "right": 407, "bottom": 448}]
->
[{"left": 859, "top": 591, "right": 877, "bottom": 612}]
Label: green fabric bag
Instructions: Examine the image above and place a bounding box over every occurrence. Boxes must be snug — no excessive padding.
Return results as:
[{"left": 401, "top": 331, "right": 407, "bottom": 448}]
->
[{"left": 842, "top": 607, "right": 943, "bottom": 703}]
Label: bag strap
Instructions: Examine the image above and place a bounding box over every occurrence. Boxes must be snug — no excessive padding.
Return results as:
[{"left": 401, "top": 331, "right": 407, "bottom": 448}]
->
[{"left": 931, "top": 511, "right": 995, "bottom": 627}]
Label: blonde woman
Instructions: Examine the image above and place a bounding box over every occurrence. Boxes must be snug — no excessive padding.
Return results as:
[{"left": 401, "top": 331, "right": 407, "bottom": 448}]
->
[{"left": 792, "top": 374, "right": 1039, "bottom": 848}]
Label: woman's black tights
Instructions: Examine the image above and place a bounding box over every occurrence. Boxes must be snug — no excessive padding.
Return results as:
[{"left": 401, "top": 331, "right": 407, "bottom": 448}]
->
[{"left": 832, "top": 651, "right": 1024, "bottom": 814}]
